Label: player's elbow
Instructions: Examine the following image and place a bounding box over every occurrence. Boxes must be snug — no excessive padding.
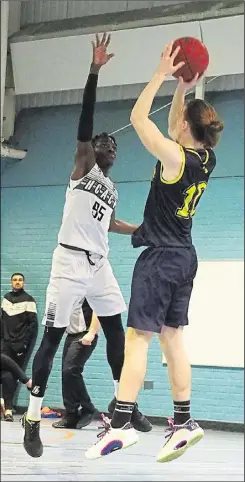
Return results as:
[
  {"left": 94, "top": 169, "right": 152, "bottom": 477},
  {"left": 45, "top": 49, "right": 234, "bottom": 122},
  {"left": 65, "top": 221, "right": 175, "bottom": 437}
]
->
[
  {"left": 108, "top": 220, "right": 115, "bottom": 232},
  {"left": 130, "top": 111, "right": 139, "bottom": 127},
  {"left": 130, "top": 115, "right": 148, "bottom": 138},
  {"left": 109, "top": 220, "right": 121, "bottom": 234},
  {"left": 130, "top": 109, "right": 146, "bottom": 127}
]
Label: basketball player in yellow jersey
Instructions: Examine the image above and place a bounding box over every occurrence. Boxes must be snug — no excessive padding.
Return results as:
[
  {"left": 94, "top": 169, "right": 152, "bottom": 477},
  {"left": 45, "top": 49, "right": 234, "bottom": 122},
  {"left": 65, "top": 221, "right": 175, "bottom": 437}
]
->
[{"left": 86, "top": 42, "right": 224, "bottom": 461}]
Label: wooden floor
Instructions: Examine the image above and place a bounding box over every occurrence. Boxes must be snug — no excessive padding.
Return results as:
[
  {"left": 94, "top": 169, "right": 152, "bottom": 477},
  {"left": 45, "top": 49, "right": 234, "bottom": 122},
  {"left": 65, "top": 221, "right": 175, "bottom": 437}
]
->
[{"left": 1, "top": 417, "right": 244, "bottom": 481}]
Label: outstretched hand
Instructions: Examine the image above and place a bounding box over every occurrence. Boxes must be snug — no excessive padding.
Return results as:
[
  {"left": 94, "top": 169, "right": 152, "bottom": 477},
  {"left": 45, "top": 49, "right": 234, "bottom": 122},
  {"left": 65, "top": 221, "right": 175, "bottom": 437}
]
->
[
  {"left": 91, "top": 33, "right": 114, "bottom": 68},
  {"left": 156, "top": 41, "right": 185, "bottom": 76},
  {"left": 178, "top": 72, "right": 206, "bottom": 91}
]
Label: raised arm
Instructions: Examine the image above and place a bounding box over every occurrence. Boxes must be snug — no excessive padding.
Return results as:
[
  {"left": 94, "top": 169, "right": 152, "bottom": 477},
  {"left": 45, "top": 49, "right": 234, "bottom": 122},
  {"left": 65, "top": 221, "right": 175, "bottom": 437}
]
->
[
  {"left": 168, "top": 73, "right": 199, "bottom": 140},
  {"left": 109, "top": 210, "right": 138, "bottom": 235},
  {"left": 130, "top": 42, "right": 185, "bottom": 180},
  {"left": 71, "top": 33, "right": 114, "bottom": 181}
]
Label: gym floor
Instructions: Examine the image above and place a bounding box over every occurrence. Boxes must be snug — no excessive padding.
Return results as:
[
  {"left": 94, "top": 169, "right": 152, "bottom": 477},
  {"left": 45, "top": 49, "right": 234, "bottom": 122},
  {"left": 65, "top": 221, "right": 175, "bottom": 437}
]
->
[{"left": 1, "top": 418, "right": 244, "bottom": 481}]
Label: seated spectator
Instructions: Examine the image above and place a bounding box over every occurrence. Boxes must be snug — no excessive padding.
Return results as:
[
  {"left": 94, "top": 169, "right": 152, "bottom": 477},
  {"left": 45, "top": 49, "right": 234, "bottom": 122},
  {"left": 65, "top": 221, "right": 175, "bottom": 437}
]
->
[{"left": 1, "top": 273, "right": 38, "bottom": 421}]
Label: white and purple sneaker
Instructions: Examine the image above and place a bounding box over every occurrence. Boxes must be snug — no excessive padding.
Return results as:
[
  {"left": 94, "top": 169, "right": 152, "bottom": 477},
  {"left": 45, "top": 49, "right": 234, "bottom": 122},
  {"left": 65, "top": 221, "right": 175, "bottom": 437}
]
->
[
  {"left": 156, "top": 417, "right": 204, "bottom": 463},
  {"left": 85, "top": 414, "right": 139, "bottom": 460}
]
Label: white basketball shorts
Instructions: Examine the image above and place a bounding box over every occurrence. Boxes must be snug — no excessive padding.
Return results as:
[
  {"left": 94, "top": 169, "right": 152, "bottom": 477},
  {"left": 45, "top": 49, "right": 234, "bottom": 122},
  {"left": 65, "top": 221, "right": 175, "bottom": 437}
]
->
[{"left": 42, "top": 245, "right": 126, "bottom": 329}]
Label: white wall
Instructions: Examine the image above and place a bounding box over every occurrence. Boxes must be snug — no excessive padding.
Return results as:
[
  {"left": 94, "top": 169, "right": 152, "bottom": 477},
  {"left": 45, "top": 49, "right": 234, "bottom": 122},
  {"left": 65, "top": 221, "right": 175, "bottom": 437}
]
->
[
  {"left": 162, "top": 261, "right": 244, "bottom": 368},
  {"left": 10, "top": 15, "right": 244, "bottom": 95}
]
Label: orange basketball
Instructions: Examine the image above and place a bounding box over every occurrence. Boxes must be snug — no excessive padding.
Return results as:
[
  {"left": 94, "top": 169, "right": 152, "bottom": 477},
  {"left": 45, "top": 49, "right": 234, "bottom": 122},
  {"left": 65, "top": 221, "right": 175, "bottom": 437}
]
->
[{"left": 172, "top": 37, "right": 209, "bottom": 82}]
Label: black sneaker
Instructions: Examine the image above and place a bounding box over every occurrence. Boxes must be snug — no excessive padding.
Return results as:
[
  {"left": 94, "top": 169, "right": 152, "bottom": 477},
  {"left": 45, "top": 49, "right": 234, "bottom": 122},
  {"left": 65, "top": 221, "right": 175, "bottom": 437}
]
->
[
  {"left": 4, "top": 413, "right": 14, "bottom": 422},
  {"left": 107, "top": 397, "right": 117, "bottom": 414},
  {"left": 131, "top": 404, "right": 152, "bottom": 432},
  {"left": 76, "top": 409, "right": 96, "bottom": 429},
  {"left": 108, "top": 397, "right": 152, "bottom": 433},
  {"left": 21, "top": 412, "right": 43, "bottom": 457},
  {"left": 52, "top": 414, "right": 79, "bottom": 429}
]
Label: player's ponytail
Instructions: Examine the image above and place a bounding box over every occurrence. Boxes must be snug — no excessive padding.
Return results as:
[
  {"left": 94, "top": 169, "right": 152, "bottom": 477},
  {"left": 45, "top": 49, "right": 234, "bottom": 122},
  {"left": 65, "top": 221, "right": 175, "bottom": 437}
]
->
[{"left": 185, "top": 99, "right": 224, "bottom": 148}]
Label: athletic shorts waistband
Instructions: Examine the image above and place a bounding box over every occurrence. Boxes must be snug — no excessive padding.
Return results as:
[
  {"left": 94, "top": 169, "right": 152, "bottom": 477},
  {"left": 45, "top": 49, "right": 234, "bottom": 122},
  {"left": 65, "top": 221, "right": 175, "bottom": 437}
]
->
[{"left": 59, "top": 243, "right": 101, "bottom": 266}]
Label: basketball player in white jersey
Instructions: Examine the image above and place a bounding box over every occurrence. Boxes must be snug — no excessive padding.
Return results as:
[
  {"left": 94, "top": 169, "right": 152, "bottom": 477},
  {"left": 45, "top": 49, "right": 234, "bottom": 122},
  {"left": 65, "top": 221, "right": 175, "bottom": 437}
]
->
[{"left": 22, "top": 33, "right": 151, "bottom": 458}]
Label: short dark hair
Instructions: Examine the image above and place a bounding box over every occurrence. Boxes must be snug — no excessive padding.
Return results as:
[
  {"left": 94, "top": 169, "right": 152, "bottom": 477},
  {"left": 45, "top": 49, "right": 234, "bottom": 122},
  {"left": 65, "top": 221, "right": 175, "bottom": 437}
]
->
[
  {"left": 11, "top": 273, "right": 25, "bottom": 281},
  {"left": 185, "top": 99, "right": 224, "bottom": 148},
  {"left": 92, "top": 132, "right": 117, "bottom": 148}
]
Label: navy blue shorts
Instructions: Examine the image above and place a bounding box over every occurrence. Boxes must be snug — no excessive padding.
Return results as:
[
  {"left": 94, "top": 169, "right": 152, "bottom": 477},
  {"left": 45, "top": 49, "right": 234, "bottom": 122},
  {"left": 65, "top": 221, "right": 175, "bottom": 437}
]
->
[{"left": 127, "top": 246, "right": 198, "bottom": 333}]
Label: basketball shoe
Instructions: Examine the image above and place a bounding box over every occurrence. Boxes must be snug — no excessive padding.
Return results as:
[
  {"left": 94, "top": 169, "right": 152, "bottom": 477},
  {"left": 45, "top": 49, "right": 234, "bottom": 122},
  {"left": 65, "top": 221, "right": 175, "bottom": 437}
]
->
[
  {"left": 85, "top": 414, "right": 139, "bottom": 459},
  {"left": 156, "top": 417, "right": 204, "bottom": 463},
  {"left": 21, "top": 412, "right": 43, "bottom": 457}
]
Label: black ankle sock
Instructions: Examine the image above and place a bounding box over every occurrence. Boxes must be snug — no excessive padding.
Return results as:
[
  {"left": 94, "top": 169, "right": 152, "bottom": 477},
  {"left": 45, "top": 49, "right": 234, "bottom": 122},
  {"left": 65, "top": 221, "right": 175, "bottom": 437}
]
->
[
  {"left": 173, "top": 400, "right": 190, "bottom": 425},
  {"left": 111, "top": 400, "right": 135, "bottom": 429}
]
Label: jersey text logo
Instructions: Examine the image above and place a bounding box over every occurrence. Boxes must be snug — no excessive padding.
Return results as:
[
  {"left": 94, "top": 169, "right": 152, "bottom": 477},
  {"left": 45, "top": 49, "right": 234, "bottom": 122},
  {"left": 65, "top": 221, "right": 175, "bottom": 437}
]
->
[{"left": 75, "top": 177, "right": 117, "bottom": 209}]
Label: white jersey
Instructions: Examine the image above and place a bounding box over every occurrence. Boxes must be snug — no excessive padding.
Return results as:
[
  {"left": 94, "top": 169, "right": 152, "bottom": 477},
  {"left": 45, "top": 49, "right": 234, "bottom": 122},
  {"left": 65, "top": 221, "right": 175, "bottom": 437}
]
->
[{"left": 58, "top": 164, "right": 118, "bottom": 257}]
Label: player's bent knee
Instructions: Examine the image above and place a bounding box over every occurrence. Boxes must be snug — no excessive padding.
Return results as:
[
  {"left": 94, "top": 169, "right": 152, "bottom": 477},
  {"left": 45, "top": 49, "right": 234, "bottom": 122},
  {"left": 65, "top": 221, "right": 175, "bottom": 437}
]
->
[
  {"left": 126, "top": 327, "right": 153, "bottom": 342},
  {"left": 124, "top": 328, "right": 153, "bottom": 358},
  {"left": 160, "top": 325, "right": 184, "bottom": 341},
  {"left": 37, "top": 326, "right": 65, "bottom": 360}
]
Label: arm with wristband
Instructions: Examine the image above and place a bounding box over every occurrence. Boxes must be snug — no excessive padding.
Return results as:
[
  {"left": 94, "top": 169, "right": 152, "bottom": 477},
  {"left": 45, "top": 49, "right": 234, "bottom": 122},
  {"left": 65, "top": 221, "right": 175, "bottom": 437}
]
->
[{"left": 71, "top": 33, "right": 114, "bottom": 181}]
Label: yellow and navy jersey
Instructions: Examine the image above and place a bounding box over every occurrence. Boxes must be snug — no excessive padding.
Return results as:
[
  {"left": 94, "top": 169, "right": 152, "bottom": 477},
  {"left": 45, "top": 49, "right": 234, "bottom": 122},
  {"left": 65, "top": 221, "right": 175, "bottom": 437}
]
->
[{"left": 132, "top": 146, "right": 216, "bottom": 248}]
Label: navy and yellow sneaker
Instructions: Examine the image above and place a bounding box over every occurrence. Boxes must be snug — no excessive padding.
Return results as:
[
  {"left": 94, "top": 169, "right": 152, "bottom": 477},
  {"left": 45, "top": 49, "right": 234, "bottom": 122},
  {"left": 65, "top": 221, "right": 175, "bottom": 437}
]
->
[
  {"left": 156, "top": 417, "right": 204, "bottom": 463},
  {"left": 21, "top": 412, "right": 43, "bottom": 458}
]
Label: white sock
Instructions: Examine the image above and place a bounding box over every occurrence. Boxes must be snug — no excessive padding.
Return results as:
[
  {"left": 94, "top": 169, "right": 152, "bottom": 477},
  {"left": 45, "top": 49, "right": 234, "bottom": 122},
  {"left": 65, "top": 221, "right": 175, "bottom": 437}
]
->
[
  {"left": 27, "top": 394, "right": 43, "bottom": 421},
  {"left": 113, "top": 380, "right": 119, "bottom": 398}
]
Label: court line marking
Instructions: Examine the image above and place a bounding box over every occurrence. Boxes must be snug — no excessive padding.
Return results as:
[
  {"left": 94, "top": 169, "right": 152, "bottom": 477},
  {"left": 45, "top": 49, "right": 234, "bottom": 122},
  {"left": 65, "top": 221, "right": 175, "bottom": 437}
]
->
[
  {"left": 109, "top": 76, "right": 219, "bottom": 136},
  {"left": 44, "top": 428, "right": 74, "bottom": 443}
]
